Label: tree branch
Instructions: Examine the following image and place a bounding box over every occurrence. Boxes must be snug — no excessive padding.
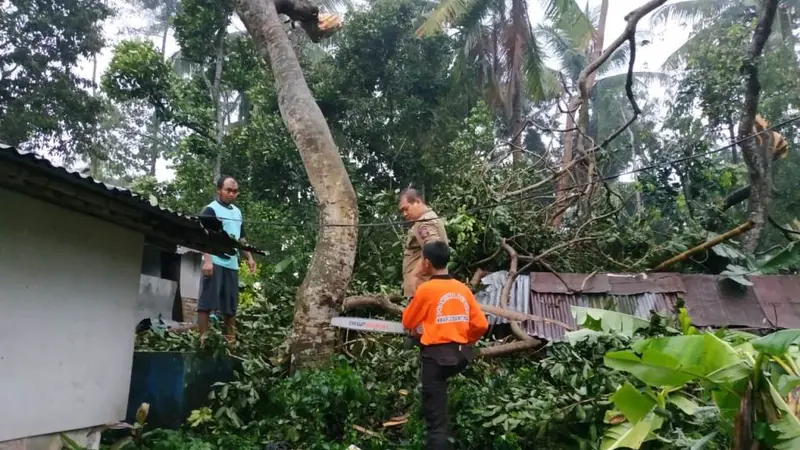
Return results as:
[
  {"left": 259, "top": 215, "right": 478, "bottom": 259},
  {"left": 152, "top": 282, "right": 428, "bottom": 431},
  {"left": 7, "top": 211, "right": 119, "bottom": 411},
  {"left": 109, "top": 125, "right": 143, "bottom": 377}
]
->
[
  {"left": 342, "top": 294, "right": 405, "bottom": 315},
  {"left": 500, "top": 239, "right": 534, "bottom": 341},
  {"left": 341, "top": 295, "right": 573, "bottom": 331},
  {"left": 477, "top": 339, "right": 543, "bottom": 357},
  {"left": 649, "top": 220, "right": 754, "bottom": 272},
  {"left": 572, "top": 0, "right": 667, "bottom": 200}
]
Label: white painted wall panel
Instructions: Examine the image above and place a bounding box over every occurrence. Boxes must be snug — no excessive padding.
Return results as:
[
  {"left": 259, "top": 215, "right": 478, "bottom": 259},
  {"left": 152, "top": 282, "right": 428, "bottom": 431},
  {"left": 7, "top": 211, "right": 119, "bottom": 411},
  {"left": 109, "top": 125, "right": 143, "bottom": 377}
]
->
[
  {"left": 180, "top": 252, "right": 202, "bottom": 300},
  {"left": 0, "top": 188, "right": 144, "bottom": 442},
  {"left": 137, "top": 275, "right": 178, "bottom": 321}
]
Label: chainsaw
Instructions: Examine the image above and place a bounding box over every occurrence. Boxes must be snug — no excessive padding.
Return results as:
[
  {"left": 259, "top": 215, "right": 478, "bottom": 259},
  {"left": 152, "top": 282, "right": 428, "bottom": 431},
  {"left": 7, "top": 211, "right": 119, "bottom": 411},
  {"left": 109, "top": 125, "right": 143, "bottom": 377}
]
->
[{"left": 330, "top": 316, "right": 405, "bottom": 334}]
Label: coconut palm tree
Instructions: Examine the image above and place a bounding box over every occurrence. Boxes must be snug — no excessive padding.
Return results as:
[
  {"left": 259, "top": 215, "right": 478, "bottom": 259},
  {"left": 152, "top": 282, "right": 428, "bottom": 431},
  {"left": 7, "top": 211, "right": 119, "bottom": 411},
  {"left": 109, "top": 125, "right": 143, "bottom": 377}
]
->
[
  {"left": 416, "top": 0, "right": 595, "bottom": 163},
  {"left": 535, "top": 1, "right": 670, "bottom": 224},
  {"left": 650, "top": 0, "right": 798, "bottom": 70}
]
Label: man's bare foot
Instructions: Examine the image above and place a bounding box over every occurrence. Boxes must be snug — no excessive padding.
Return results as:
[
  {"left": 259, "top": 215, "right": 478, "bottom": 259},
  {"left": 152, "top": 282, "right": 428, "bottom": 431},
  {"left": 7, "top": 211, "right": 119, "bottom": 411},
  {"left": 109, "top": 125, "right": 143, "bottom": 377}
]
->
[{"left": 224, "top": 335, "right": 236, "bottom": 348}]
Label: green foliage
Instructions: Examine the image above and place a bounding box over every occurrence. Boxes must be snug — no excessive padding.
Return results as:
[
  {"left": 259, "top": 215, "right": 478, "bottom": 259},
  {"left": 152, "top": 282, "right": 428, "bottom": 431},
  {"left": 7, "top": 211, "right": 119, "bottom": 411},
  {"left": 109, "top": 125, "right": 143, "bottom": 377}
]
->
[
  {"left": 0, "top": 0, "right": 111, "bottom": 156},
  {"left": 595, "top": 305, "right": 800, "bottom": 449},
  {"left": 103, "top": 41, "right": 174, "bottom": 105},
  {"left": 171, "top": 0, "right": 232, "bottom": 63},
  {"left": 132, "top": 299, "right": 726, "bottom": 449}
]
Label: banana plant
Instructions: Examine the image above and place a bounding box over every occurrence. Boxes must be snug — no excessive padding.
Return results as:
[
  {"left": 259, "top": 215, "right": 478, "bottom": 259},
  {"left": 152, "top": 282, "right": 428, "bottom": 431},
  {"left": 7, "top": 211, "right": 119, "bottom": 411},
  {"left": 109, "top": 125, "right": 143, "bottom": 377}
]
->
[{"left": 573, "top": 304, "right": 800, "bottom": 449}]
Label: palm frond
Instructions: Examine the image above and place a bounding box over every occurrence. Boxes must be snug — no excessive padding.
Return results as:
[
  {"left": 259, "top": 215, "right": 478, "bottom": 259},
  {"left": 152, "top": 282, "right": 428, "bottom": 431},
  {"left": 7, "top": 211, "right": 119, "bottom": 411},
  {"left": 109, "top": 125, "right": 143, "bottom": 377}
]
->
[
  {"left": 538, "top": 66, "right": 564, "bottom": 101},
  {"left": 534, "top": 25, "right": 587, "bottom": 81},
  {"left": 648, "top": 0, "right": 731, "bottom": 28},
  {"left": 542, "top": 0, "right": 595, "bottom": 51},
  {"left": 416, "top": 0, "right": 477, "bottom": 37},
  {"left": 660, "top": 24, "right": 716, "bottom": 71},
  {"left": 521, "top": 29, "right": 548, "bottom": 101},
  {"left": 594, "top": 70, "right": 673, "bottom": 93}
]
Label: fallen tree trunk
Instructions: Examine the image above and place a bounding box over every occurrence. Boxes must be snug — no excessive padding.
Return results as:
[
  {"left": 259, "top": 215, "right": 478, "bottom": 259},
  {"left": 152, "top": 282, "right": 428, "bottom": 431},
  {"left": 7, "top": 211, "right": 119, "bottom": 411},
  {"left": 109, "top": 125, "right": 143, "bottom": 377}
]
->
[
  {"left": 342, "top": 294, "right": 572, "bottom": 331},
  {"left": 341, "top": 293, "right": 569, "bottom": 357}
]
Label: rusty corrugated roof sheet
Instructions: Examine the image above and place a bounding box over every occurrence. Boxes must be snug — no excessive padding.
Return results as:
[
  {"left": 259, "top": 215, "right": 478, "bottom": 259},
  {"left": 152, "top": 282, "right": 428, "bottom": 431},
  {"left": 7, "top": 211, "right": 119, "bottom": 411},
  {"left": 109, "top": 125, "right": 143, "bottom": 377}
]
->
[
  {"left": 527, "top": 292, "right": 678, "bottom": 342},
  {"left": 474, "top": 271, "right": 677, "bottom": 342},
  {"left": 475, "top": 271, "right": 800, "bottom": 342},
  {"left": 0, "top": 143, "right": 262, "bottom": 256},
  {"left": 529, "top": 272, "right": 685, "bottom": 295},
  {"left": 681, "top": 274, "right": 800, "bottom": 329},
  {"left": 750, "top": 275, "right": 800, "bottom": 329}
]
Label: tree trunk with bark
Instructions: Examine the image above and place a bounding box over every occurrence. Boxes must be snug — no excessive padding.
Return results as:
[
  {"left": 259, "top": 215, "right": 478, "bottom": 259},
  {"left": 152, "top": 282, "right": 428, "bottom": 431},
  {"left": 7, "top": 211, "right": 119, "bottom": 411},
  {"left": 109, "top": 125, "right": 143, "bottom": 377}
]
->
[
  {"left": 212, "top": 29, "right": 226, "bottom": 179},
  {"left": 232, "top": 0, "right": 359, "bottom": 370},
  {"left": 508, "top": 0, "right": 526, "bottom": 164},
  {"left": 576, "top": 0, "right": 609, "bottom": 207},
  {"left": 737, "top": 0, "right": 779, "bottom": 253},
  {"left": 552, "top": 0, "right": 608, "bottom": 226},
  {"left": 551, "top": 95, "right": 579, "bottom": 227}
]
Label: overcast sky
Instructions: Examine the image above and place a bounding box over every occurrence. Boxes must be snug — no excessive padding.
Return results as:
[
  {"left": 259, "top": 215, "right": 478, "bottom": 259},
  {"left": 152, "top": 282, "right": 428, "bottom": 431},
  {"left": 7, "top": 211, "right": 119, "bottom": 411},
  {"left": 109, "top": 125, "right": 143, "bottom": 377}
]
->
[{"left": 74, "top": 0, "right": 693, "bottom": 181}]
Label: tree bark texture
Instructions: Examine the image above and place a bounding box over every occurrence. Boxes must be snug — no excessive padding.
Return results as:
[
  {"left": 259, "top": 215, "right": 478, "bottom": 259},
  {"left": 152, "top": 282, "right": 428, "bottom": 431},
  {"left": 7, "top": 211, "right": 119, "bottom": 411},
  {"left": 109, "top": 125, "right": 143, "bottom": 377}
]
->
[
  {"left": 551, "top": 95, "right": 580, "bottom": 227},
  {"left": 737, "top": 0, "right": 779, "bottom": 254},
  {"left": 212, "top": 29, "right": 226, "bottom": 179},
  {"left": 508, "top": 0, "right": 526, "bottom": 164},
  {"left": 232, "top": 0, "right": 359, "bottom": 370}
]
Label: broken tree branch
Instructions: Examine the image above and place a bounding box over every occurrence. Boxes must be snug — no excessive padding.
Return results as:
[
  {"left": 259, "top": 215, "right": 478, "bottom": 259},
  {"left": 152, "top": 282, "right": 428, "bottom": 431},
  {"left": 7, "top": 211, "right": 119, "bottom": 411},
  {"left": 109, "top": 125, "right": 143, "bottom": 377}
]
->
[
  {"left": 499, "top": 240, "right": 532, "bottom": 341},
  {"left": 649, "top": 221, "right": 755, "bottom": 272},
  {"left": 342, "top": 295, "right": 573, "bottom": 331},
  {"left": 479, "top": 305, "right": 573, "bottom": 331},
  {"left": 477, "top": 339, "right": 543, "bottom": 357},
  {"left": 768, "top": 215, "right": 800, "bottom": 241},
  {"left": 342, "top": 294, "right": 405, "bottom": 315},
  {"left": 469, "top": 268, "right": 489, "bottom": 287}
]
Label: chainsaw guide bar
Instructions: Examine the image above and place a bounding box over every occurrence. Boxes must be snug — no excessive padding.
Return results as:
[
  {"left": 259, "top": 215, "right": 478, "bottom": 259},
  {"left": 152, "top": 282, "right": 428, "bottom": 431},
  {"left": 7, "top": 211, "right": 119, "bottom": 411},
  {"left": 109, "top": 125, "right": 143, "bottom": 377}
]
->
[{"left": 331, "top": 316, "right": 405, "bottom": 334}]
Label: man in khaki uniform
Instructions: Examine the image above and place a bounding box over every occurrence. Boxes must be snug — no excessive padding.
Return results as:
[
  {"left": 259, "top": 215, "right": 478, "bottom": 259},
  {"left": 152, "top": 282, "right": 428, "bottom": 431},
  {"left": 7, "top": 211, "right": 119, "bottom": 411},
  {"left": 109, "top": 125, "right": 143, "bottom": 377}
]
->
[{"left": 398, "top": 188, "right": 448, "bottom": 298}]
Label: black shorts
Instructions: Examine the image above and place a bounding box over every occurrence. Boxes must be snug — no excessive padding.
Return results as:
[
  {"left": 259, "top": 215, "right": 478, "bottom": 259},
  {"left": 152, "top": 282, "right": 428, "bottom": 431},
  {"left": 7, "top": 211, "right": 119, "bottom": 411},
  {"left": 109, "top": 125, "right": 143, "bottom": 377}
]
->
[{"left": 198, "top": 265, "right": 239, "bottom": 317}]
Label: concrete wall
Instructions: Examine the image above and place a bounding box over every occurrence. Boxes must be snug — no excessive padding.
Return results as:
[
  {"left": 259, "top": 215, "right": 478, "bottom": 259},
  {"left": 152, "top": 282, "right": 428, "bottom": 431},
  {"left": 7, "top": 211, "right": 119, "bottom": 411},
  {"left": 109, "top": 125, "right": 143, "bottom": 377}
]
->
[
  {"left": 180, "top": 252, "right": 202, "bottom": 323},
  {"left": 179, "top": 251, "right": 202, "bottom": 300},
  {"left": 0, "top": 188, "right": 145, "bottom": 443},
  {"left": 0, "top": 427, "right": 100, "bottom": 450},
  {"left": 137, "top": 275, "right": 178, "bottom": 321}
]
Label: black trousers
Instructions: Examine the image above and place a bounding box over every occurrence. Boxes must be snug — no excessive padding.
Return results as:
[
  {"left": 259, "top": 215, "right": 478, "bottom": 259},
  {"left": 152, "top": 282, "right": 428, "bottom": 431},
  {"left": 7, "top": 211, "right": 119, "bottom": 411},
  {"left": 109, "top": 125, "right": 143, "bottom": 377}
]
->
[{"left": 420, "top": 343, "right": 473, "bottom": 450}]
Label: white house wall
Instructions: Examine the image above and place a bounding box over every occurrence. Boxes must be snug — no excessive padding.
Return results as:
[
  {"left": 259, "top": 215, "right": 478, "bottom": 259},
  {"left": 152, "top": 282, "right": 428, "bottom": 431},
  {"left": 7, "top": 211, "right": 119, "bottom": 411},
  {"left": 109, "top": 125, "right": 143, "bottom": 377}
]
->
[
  {"left": 180, "top": 252, "right": 203, "bottom": 300},
  {"left": 0, "top": 188, "right": 144, "bottom": 442},
  {"left": 137, "top": 275, "right": 178, "bottom": 322}
]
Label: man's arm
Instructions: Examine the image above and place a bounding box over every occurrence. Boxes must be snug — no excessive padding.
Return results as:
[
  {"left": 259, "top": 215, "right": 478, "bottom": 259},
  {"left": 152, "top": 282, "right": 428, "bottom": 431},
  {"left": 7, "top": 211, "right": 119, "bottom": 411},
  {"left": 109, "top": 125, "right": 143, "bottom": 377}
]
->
[
  {"left": 239, "top": 225, "right": 256, "bottom": 273},
  {"left": 200, "top": 206, "right": 216, "bottom": 276},
  {"left": 465, "top": 289, "right": 489, "bottom": 344},
  {"left": 239, "top": 225, "right": 254, "bottom": 260},
  {"left": 401, "top": 285, "right": 428, "bottom": 332},
  {"left": 411, "top": 221, "right": 444, "bottom": 278}
]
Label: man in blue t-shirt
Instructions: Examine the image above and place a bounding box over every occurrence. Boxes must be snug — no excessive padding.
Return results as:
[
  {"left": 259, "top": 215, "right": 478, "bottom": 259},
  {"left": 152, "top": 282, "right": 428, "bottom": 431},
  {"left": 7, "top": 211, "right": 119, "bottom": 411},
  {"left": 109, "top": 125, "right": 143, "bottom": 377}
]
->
[{"left": 198, "top": 175, "right": 256, "bottom": 344}]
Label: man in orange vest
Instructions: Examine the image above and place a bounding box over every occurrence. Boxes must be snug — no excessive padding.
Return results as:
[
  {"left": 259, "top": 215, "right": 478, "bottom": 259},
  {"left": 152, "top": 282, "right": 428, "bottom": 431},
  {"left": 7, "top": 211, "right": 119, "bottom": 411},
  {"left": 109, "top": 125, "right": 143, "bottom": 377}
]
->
[{"left": 402, "top": 241, "right": 489, "bottom": 450}]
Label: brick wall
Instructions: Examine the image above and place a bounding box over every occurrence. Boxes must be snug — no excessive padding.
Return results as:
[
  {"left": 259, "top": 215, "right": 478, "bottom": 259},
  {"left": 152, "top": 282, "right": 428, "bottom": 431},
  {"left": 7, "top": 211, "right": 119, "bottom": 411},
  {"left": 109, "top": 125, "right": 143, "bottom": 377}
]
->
[{"left": 182, "top": 297, "right": 198, "bottom": 324}]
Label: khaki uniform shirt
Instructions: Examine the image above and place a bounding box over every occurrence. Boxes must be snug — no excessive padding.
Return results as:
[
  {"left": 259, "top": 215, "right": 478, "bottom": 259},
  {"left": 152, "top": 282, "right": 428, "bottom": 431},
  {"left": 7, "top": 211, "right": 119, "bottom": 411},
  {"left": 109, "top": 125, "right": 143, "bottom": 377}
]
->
[{"left": 402, "top": 209, "right": 448, "bottom": 297}]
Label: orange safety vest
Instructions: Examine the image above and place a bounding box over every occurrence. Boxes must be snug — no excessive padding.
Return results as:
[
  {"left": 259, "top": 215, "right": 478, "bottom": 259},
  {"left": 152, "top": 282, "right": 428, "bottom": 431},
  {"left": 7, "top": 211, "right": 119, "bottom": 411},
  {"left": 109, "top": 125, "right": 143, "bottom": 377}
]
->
[{"left": 401, "top": 275, "right": 489, "bottom": 346}]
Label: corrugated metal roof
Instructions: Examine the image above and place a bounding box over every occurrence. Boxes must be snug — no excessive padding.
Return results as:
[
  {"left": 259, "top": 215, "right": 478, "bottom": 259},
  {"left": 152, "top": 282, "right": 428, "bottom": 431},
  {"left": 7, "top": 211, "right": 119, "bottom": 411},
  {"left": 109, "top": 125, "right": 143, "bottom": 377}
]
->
[
  {"left": 530, "top": 272, "right": 685, "bottom": 295},
  {"left": 475, "top": 272, "right": 677, "bottom": 342},
  {"left": 474, "top": 270, "right": 531, "bottom": 327},
  {"left": 476, "top": 271, "right": 800, "bottom": 342},
  {"left": 681, "top": 274, "right": 800, "bottom": 329},
  {"left": 0, "top": 143, "right": 262, "bottom": 256}
]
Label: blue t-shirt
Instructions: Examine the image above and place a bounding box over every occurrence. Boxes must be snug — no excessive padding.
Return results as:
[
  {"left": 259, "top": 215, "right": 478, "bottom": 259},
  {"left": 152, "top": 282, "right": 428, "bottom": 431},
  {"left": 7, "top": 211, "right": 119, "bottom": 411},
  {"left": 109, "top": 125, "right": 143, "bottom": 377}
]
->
[{"left": 201, "top": 200, "right": 245, "bottom": 270}]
